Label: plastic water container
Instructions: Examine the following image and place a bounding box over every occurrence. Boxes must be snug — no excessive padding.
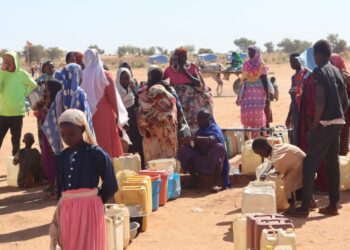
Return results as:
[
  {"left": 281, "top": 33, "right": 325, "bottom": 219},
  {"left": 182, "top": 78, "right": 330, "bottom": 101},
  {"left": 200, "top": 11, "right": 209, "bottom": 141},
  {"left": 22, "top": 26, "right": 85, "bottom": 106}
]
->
[
  {"left": 339, "top": 156, "right": 350, "bottom": 191},
  {"left": 105, "top": 216, "right": 115, "bottom": 250},
  {"left": 276, "top": 228, "right": 296, "bottom": 250},
  {"left": 113, "top": 154, "right": 141, "bottom": 173},
  {"left": 241, "top": 181, "right": 276, "bottom": 214},
  {"left": 148, "top": 158, "right": 176, "bottom": 172},
  {"left": 116, "top": 186, "right": 149, "bottom": 232},
  {"left": 266, "top": 175, "right": 290, "bottom": 211},
  {"left": 105, "top": 211, "right": 124, "bottom": 250},
  {"left": 273, "top": 125, "right": 289, "bottom": 143},
  {"left": 105, "top": 204, "right": 130, "bottom": 249},
  {"left": 232, "top": 214, "right": 247, "bottom": 250},
  {"left": 123, "top": 176, "right": 152, "bottom": 215},
  {"left": 139, "top": 170, "right": 169, "bottom": 206},
  {"left": 260, "top": 229, "right": 278, "bottom": 250},
  {"left": 149, "top": 176, "right": 161, "bottom": 211},
  {"left": 241, "top": 140, "right": 263, "bottom": 174},
  {"left": 116, "top": 170, "right": 136, "bottom": 187},
  {"left": 223, "top": 130, "right": 245, "bottom": 158},
  {"left": 267, "top": 136, "right": 283, "bottom": 146},
  {"left": 168, "top": 172, "right": 181, "bottom": 200},
  {"left": 6, "top": 157, "right": 19, "bottom": 187}
]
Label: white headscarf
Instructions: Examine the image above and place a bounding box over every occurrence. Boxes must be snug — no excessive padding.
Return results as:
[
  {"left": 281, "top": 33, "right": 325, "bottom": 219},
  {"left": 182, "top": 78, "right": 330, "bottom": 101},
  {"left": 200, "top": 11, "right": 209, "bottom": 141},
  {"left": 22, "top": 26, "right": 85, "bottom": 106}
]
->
[
  {"left": 116, "top": 68, "right": 135, "bottom": 109},
  {"left": 58, "top": 108, "right": 97, "bottom": 145},
  {"left": 81, "top": 49, "right": 110, "bottom": 115}
]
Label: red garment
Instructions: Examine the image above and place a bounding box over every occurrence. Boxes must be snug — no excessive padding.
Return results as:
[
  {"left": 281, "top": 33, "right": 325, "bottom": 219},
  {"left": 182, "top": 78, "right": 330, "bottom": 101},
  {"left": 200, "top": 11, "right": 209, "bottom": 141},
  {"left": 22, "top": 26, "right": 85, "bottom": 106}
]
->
[
  {"left": 330, "top": 54, "right": 347, "bottom": 71},
  {"left": 92, "top": 71, "right": 123, "bottom": 158}
]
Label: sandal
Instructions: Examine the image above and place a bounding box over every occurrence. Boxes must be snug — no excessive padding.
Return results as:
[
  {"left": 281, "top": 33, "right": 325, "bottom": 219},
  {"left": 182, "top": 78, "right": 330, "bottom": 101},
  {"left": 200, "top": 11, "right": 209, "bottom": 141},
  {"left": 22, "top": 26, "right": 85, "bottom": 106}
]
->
[{"left": 211, "top": 186, "right": 223, "bottom": 193}]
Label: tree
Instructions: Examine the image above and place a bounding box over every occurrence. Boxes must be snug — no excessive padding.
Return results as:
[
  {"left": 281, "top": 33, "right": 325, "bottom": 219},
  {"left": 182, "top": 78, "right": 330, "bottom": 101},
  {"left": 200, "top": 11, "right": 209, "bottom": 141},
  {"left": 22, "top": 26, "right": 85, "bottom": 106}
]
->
[
  {"left": 277, "top": 38, "right": 312, "bottom": 54},
  {"left": 183, "top": 45, "right": 195, "bottom": 54},
  {"left": 198, "top": 48, "right": 214, "bottom": 54},
  {"left": 46, "top": 47, "right": 65, "bottom": 61},
  {"left": 23, "top": 45, "right": 47, "bottom": 63},
  {"left": 264, "top": 42, "right": 274, "bottom": 53},
  {"left": 327, "top": 34, "right": 347, "bottom": 53},
  {"left": 88, "top": 44, "right": 105, "bottom": 54},
  {"left": 156, "top": 46, "right": 168, "bottom": 55},
  {"left": 141, "top": 47, "right": 156, "bottom": 56},
  {"left": 233, "top": 38, "right": 256, "bottom": 51}
]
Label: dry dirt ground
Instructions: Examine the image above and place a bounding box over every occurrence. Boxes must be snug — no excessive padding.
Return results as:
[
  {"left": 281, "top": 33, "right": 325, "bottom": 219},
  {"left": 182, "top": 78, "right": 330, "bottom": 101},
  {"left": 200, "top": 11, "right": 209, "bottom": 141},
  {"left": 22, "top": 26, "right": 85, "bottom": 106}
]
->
[{"left": 1, "top": 64, "right": 350, "bottom": 250}]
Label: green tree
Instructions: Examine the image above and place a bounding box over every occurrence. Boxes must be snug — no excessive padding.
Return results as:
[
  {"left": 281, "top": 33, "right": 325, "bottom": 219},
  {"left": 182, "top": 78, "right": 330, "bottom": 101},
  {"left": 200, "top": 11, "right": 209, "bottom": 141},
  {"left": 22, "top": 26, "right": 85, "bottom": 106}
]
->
[
  {"left": 46, "top": 47, "right": 65, "bottom": 61},
  {"left": 198, "top": 48, "right": 214, "bottom": 54},
  {"left": 88, "top": 44, "right": 105, "bottom": 54},
  {"left": 23, "top": 45, "right": 47, "bottom": 63},
  {"left": 156, "top": 46, "right": 169, "bottom": 55},
  {"left": 233, "top": 38, "right": 256, "bottom": 51},
  {"left": 277, "top": 38, "right": 311, "bottom": 54},
  {"left": 327, "top": 34, "right": 348, "bottom": 53},
  {"left": 141, "top": 47, "right": 156, "bottom": 56},
  {"left": 264, "top": 42, "right": 274, "bottom": 53}
]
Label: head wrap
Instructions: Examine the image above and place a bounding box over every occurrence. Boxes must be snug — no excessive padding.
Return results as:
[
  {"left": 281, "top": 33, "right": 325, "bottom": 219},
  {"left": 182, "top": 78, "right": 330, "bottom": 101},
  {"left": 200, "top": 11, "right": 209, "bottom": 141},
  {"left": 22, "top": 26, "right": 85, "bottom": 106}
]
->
[
  {"left": 58, "top": 109, "right": 96, "bottom": 145},
  {"left": 330, "top": 53, "right": 347, "bottom": 71},
  {"left": 174, "top": 47, "right": 188, "bottom": 57},
  {"left": 116, "top": 67, "right": 135, "bottom": 109},
  {"left": 297, "top": 48, "right": 317, "bottom": 72},
  {"left": 242, "top": 46, "right": 268, "bottom": 83},
  {"left": 81, "top": 49, "right": 110, "bottom": 115}
]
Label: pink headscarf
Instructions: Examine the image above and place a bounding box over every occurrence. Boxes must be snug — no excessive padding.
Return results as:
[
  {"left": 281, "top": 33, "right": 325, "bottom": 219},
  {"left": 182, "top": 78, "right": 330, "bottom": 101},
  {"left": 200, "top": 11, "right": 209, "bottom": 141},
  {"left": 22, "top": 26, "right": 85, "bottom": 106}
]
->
[
  {"left": 242, "top": 45, "right": 268, "bottom": 83},
  {"left": 330, "top": 53, "right": 347, "bottom": 71}
]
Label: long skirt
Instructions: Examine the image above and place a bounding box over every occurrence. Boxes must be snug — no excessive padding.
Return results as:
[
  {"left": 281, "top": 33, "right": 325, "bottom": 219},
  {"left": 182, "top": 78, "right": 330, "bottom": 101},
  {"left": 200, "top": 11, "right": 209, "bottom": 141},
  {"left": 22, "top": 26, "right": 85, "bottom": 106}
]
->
[
  {"left": 50, "top": 188, "right": 105, "bottom": 250},
  {"left": 126, "top": 105, "right": 145, "bottom": 167},
  {"left": 174, "top": 85, "right": 213, "bottom": 131},
  {"left": 177, "top": 143, "right": 226, "bottom": 174},
  {"left": 42, "top": 134, "right": 57, "bottom": 183},
  {"left": 240, "top": 80, "right": 266, "bottom": 138}
]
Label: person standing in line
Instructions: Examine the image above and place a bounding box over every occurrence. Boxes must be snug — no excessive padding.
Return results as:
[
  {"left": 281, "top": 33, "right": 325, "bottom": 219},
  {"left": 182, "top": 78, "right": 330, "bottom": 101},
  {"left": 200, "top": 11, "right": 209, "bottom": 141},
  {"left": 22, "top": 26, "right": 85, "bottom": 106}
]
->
[
  {"left": 289, "top": 40, "right": 349, "bottom": 217},
  {"left": 0, "top": 51, "right": 37, "bottom": 155},
  {"left": 81, "top": 49, "right": 125, "bottom": 158}
]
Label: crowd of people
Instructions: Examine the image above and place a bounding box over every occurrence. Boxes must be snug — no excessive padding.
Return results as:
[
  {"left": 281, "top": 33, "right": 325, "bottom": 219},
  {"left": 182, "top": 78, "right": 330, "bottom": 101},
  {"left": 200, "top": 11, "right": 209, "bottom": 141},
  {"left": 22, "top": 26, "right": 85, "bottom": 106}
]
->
[{"left": 1, "top": 39, "right": 349, "bottom": 248}]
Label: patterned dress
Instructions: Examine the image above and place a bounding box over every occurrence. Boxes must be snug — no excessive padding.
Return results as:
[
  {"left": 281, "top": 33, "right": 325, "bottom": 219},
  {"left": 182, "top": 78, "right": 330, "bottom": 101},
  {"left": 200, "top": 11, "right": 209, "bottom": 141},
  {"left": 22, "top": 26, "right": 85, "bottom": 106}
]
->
[{"left": 137, "top": 84, "right": 178, "bottom": 162}]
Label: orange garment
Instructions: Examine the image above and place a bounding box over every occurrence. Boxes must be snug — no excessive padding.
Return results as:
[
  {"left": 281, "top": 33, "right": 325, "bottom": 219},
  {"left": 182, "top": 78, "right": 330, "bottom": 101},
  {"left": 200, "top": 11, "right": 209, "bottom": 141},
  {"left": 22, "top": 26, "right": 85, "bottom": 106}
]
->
[{"left": 92, "top": 71, "right": 123, "bottom": 158}]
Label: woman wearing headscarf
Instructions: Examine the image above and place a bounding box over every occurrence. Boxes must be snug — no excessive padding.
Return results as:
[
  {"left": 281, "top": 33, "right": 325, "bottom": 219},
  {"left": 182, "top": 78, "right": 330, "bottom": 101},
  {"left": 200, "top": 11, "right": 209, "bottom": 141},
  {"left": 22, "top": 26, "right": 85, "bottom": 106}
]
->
[
  {"left": 177, "top": 110, "right": 231, "bottom": 192},
  {"left": 116, "top": 67, "right": 144, "bottom": 166},
  {"left": 330, "top": 53, "right": 349, "bottom": 155},
  {"left": 81, "top": 49, "right": 125, "bottom": 158},
  {"left": 42, "top": 63, "right": 94, "bottom": 155},
  {"left": 138, "top": 65, "right": 178, "bottom": 162},
  {"left": 164, "top": 47, "right": 213, "bottom": 130},
  {"left": 237, "top": 46, "right": 269, "bottom": 138}
]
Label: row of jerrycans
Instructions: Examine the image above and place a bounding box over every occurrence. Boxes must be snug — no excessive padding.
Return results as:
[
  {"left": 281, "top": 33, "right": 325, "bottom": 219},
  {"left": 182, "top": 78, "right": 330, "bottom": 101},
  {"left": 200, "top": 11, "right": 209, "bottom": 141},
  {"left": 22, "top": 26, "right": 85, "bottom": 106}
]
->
[
  {"left": 116, "top": 176, "right": 152, "bottom": 232},
  {"left": 233, "top": 213, "right": 296, "bottom": 250}
]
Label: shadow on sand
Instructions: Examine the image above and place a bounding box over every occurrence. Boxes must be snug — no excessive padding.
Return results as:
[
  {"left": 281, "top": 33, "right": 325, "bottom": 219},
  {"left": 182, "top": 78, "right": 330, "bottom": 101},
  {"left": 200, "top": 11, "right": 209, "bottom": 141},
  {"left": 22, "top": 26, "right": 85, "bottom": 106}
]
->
[{"left": 0, "top": 223, "right": 50, "bottom": 243}]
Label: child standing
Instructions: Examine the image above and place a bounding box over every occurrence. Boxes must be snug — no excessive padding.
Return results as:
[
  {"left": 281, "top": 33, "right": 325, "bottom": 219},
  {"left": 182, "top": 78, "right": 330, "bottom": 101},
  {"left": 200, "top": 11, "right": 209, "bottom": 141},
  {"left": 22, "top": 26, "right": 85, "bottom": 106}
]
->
[
  {"left": 13, "top": 133, "right": 42, "bottom": 188},
  {"left": 49, "top": 109, "right": 117, "bottom": 250},
  {"left": 270, "top": 77, "right": 279, "bottom": 101}
]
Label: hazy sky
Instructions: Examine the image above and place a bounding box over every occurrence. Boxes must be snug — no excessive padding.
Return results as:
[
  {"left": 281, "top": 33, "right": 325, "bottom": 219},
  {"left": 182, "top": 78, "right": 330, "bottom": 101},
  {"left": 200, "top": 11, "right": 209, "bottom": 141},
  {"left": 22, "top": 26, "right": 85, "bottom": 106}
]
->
[{"left": 2, "top": 0, "right": 349, "bottom": 54}]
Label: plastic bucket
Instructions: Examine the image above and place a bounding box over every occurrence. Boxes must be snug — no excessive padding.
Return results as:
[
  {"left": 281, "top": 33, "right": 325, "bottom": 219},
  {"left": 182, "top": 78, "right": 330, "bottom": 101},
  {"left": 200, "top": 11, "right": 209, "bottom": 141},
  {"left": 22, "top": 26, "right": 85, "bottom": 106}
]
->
[
  {"left": 139, "top": 170, "right": 169, "bottom": 206},
  {"left": 168, "top": 172, "right": 181, "bottom": 200},
  {"left": 150, "top": 175, "right": 161, "bottom": 211}
]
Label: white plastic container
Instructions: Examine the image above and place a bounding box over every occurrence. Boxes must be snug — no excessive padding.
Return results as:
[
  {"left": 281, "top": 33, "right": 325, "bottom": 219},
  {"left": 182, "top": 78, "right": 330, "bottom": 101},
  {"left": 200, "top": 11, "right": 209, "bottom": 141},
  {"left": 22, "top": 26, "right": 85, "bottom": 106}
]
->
[
  {"left": 105, "top": 216, "right": 115, "bottom": 250},
  {"left": 105, "top": 205, "right": 124, "bottom": 250},
  {"left": 339, "top": 156, "right": 350, "bottom": 191},
  {"left": 232, "top": 214, "right": 247, "bottom": 250},
  {"left": 260, "top": 229, "right": 278, "bottom": 250},
  {"left": 147, "top": 158, "right": 176, "bottom": 172},
  {"left": 113, "top": 154, "right": 141, "bottom": 174},
  {"left": 241, "top": 181, "right": 276, "bottom": 214},
  {"left": 6, "top": 157, "right": 19, "bottom": 187},
  {"left": 223, "top": 130, "right": 245, "bottom": 158},
  {"left": 241, "top": 140, "right": 263, "bottom": 174},
  {"left": 273, "top": 125, "right": 289, "bottom": 144},
  {"left": 119, "top": 204, "right": 130, "bottom": 249},
  {"left": 276, "top": 228, "right": 296, "bottom": 250}
]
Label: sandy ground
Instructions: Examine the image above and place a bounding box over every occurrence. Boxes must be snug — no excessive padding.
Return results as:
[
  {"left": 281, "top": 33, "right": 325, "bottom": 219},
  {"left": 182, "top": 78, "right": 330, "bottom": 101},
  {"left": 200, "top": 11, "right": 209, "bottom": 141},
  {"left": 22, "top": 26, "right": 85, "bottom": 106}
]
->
[{"left": 1, "top": 64, "right": 350, "bottom": 250}]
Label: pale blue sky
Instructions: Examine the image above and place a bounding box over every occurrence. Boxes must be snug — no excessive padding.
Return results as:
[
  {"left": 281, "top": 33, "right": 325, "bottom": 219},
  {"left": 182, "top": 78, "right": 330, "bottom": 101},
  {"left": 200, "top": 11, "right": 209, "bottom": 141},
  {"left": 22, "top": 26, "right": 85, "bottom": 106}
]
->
[{"left": 1, "top": 0, "right": 349, "bottom": 54}]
